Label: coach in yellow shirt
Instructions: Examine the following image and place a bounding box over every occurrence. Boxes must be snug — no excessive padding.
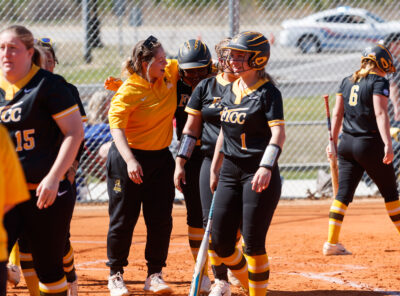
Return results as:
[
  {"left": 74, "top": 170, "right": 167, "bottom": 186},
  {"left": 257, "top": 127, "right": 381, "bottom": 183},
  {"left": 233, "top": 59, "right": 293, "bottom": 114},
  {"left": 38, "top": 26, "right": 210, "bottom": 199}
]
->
[
  {"left": 0, "top": 125, "right": 29, "bottom": 295},
  {"left": 106, "top": 36, "right": 179, "bottom": 296}
]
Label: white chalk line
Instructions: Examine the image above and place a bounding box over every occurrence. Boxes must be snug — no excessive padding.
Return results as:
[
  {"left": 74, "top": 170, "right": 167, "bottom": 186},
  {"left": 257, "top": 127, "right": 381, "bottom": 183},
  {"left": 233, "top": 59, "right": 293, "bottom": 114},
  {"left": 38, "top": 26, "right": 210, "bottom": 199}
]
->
[{"left": 72, "top": 240, "right": 187, "bottom": 246}]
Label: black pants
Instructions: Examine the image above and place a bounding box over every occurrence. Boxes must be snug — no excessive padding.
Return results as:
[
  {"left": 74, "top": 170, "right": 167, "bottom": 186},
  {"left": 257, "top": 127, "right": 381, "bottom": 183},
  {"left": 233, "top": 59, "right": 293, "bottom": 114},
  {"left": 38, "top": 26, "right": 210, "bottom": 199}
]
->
[
  {"left": 106, "top": 143, "right": 175, "bottom": 276},
  {"left": 4, "top": 179, "right": 75, "bottom": 284},
  {"left": 0, "top": 261, "right": 5, "bottom": 296},
  {"left": 212, "top": 156, "right": 281, "bottom": 257},
  {"left": 336, "top": 133, "right": 399, "bottom": 205},
  {"left": 181, "top": 147, "right": 204, "bottom": 228}
]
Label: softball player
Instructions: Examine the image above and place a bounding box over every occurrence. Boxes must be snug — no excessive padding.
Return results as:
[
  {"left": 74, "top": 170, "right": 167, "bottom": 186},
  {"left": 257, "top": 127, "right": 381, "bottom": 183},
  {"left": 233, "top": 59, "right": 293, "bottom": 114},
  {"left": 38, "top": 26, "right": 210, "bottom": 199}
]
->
[
  {"left": 1, "top": 25, "right": 84, "bottom": 296},
  {"left": 6, "top": 38, "right": 86, "bottom": 296},
  {"left": 174, "top": 39, "right": 214, "bottom": 293},
  {"left": 174, "top": 37, "right": 239, "bottom": 296},
  {"left": 323, "top": 44, "right": 400, "bottom": 255},
  {"left": 209, "top": 31, "right": 285, "bottom": 296},
  {"left": 106, "top": 35, "right": 178, "bottom": 296},
  {"left": 0, "top": 125, "right": 29, "bottom": 296}
]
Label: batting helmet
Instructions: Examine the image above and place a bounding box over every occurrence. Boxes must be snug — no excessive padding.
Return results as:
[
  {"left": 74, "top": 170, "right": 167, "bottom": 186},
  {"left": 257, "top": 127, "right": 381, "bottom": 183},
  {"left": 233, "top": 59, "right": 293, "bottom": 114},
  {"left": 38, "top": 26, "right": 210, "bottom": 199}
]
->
[
  {"left": 224, "top": 31, "right": 270, "bottom": 70},
  {"left": 177, "top": 39, "right": 212, "bottom": 70},
  {"left": 361, "top": 44, "right": 396, "bottom": 73}
]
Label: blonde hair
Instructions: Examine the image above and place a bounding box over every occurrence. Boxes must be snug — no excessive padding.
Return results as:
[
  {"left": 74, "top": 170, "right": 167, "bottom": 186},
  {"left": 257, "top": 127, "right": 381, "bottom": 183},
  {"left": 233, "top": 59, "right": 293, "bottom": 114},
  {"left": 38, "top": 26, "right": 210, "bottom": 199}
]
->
[
  {"left": 121, "top": 39, "right": 162, "bottom": 78},
  {"left": 257, "top": 69, "right": 276, "bottom": 86},
  {"left": 87, "top": 91, "right": 113, "bottom": 125},
  {"left": 351, "top": 59, "right": 377, "bottom": 82}
]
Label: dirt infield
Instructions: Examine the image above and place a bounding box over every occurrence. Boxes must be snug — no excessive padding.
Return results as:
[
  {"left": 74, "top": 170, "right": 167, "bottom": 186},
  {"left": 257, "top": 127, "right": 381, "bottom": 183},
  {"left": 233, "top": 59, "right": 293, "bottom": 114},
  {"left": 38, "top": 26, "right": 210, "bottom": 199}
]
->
[{"left": 8, "top": 198, "right": 400, "bottom": 295}]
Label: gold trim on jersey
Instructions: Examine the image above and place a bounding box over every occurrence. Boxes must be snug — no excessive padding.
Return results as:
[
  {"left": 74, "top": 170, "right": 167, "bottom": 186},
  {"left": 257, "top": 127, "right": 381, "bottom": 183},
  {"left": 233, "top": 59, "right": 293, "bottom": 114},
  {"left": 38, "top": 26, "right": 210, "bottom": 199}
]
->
[
  {"left": 82, "top": 116, "right": 88, "bottom": 122},
  {"left": 216, "top": 73, "right": 231, "bottom": 86},
  {"left": 0, "top": 64, "right": 40, "bottom": 101},
  {"left": 232, "top": 78, "right": 268, "bottom": 104},
  {"left": 268, "top": 119, "right": 285, "bottom": 127},
  {"left": 336, "top": 93, "right": 343, "bottom": 96},
  {"left": 52, "top": 104, "right": 79, "bottom": 120},
  {"left": 185, "top": 106, "right": 201, "bottom": 116}
]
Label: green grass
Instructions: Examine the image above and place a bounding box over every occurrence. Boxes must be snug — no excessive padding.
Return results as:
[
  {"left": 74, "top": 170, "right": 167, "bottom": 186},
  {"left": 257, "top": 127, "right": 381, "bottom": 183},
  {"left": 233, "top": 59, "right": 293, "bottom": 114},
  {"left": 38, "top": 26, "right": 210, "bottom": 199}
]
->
[{"left": 284, "top": 95, "right": 336, "bottom": 122}]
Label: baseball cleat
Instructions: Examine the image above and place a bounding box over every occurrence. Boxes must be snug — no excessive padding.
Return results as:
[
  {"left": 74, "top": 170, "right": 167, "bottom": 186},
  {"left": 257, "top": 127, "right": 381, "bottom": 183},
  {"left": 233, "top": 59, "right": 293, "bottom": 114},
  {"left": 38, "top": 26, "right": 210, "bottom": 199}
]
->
[
  {"left": 323, "top": 242, "right": 352, "bottom": 256},
  {"left": 143, "top": 272, "right": 173, "bottom": 294},
  {"left": 7, "top": 264, "right": 21, "bottom": 286}
]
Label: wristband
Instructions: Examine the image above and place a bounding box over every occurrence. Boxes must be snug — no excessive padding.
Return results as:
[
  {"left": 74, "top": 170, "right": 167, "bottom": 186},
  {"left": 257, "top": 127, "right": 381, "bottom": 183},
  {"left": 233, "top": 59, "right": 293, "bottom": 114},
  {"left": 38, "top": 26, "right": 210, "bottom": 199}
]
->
[
  {"left": 177, "top": 134, "right": 197, "bottom": 160},
  {"left": 260, "top": 144, "right": 281, "bottom": 169}
]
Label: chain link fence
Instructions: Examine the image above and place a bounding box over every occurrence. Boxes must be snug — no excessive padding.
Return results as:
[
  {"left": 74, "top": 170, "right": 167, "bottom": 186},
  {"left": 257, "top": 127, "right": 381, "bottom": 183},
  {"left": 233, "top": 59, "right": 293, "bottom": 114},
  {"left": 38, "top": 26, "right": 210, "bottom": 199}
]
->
[{"left": 2, "top": 0, "right": 400, "bottom": 201}]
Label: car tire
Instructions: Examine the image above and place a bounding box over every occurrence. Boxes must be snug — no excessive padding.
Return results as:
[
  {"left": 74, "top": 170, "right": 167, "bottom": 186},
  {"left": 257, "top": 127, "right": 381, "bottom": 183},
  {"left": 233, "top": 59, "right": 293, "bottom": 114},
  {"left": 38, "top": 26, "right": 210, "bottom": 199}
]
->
[{"left": 297, "top": 35, "right": 321, "bottom": 54}]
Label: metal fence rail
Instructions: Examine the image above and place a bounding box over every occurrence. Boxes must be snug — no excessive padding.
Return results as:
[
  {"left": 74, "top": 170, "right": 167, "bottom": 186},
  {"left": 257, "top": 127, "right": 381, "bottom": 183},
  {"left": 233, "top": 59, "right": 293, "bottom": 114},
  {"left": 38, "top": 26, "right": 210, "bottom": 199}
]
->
[{"left": 2, "top": 0, "right": 400, "bottom": 200}]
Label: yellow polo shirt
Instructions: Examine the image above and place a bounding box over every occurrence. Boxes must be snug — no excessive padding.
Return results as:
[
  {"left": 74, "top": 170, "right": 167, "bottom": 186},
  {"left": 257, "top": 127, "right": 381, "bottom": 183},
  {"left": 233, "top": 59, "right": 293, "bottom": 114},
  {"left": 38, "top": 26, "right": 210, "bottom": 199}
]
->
[
  {"left": 108, "top": 59, "right": 179, "bottom": 150},
  {"left": 0, "top": 125, "right": 29, "bottom": 261}
]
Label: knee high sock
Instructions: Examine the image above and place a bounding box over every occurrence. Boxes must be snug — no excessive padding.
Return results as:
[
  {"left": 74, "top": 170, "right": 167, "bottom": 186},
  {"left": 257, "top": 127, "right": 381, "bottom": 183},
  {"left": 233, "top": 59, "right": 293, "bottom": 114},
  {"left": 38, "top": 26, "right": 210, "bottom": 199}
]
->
[
  {"left": 220, "top": 247, "right": 248, "bottom": 290},
  {"left": 244, "top": 253, "right": 269, "bottom": 296},
  {"left": 63, "top": 245, "right": 77, "bottom": 283},
  {"left": 39, "top": 276, "right": 68, "bottom": 296},
  {"left": 9, "top": 243, "right": 20, "bottom": 266},
  {"left": 188, "top": 226, "right": 209, "bottom": 277},
  {"left": 327, "top": 199, "right": 348, "bottom": 244},
  {"left": 19, "top": 251, "right": 40, "bottom": 296},
  {"left": 385, "top": 200, "right": 400, "bottom": 234}
]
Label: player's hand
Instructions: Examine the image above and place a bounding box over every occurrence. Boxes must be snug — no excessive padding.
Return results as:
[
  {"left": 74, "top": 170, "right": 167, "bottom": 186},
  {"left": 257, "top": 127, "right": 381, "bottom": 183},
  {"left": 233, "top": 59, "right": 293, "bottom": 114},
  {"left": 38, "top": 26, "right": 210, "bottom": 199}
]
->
[
  {"left": 251, "top": 167, "right": 272, "bottom": 192},
  {"left": 36, "top": 174, "right": 60, "bottom": 209},
  {"left": 383, "top": 144, "right": 394, "bottom": 164},
  {"left": 174, "top": 165, "right": 186, "bottom": 192},
  {"left": 325, "top": 144, "right": 337, "bottom": 160},
  {"left": 127, "top": 158, "right": 143, "bottom": 184},
  {"left": 104, "top": 76, "right": 123, "bottom": 91}
]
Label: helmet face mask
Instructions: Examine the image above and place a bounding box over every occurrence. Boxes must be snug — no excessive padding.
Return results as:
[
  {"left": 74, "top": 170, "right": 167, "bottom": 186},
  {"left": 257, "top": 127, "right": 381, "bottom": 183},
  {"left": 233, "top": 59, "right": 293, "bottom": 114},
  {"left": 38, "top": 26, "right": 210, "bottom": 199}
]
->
[
  {"left": 361, "top": 44, "right": 396, "bottom": 74},
  {"left": 224, "top": 31, "right": 270, "bottom": 71}
]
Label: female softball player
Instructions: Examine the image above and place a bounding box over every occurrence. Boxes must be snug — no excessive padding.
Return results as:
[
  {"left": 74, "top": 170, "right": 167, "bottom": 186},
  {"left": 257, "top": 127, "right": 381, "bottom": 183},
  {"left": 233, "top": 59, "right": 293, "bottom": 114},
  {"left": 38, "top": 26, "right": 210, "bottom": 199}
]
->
[
  {"left": 6, "top": 38, "right": 86, "bottom": 296},
  {"left": 323, "top": 44, "right": 400, "bottom": 256},
  {"left": 1, "top": 25, "right": 84, "bottom": 296},
  {"left": 209, "top": 31, "right": 285, "bottom": 296},
  {"left": 0, "top": 125, "right": 29, "bottom": 296},
  {"left": 105, "top": 35, "right": 178, "bottom": 296},
  {"left": 174, "top": 37, "right": 239, "bottom": 296},
  {"left": 174, "top": 39, "right": 214, "bottom": 293}
]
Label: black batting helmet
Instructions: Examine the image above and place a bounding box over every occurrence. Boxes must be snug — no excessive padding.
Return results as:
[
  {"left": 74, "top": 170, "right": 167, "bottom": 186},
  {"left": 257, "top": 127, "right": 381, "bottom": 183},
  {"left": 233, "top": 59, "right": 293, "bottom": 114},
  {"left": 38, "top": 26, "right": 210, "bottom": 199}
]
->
[
  {"left": 177, "top": 39, "right": 212, "bottom": 70},
  {"left": 361, "top": 44, "right": 396, "bottom": 73},
  {"left": 224, "top": 31, "right": 270, "bottom": 70}
]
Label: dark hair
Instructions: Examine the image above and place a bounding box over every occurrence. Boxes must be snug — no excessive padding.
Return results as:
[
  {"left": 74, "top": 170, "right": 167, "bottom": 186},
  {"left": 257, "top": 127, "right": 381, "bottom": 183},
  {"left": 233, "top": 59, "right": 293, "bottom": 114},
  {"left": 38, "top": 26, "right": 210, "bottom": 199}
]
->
[
  {"left": 121, "top": 35, "right": 162, "bottom": 77},
  {"left": 32, "top": 45, "right": 45, "bottom": 67},
  {"left": 1, "top": 25, "right": 34, "bottom": 50},
  {"left": 257, "top": 69, "right": 276, "bottom": 86}
]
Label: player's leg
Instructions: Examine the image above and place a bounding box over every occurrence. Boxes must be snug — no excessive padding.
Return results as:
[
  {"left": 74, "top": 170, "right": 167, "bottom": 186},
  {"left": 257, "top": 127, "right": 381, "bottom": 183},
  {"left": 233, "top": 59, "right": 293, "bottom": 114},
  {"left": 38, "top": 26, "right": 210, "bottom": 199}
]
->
[
  {"left": 182, "top": 151, "right": 211, "bottom": 292},
  {"left": 241, "top": 164, "right": 281, "bottom": 296},
  {"left": 0, "top": 261, "right": 6, "bottom": 296},
  {"left": 211, "top": 157, "right": 246, "bottom": 293},
  {"left": 18, "top": 236, "right": 40, "bottom": 296},
  {"left": 324, "top": 133, "right": 363, "bottom": 255},
  {"left": 7, "top": 243, "right": 21, "bottom": 287},
  {"left": 141, "top": 149, "right": 175, "bottom": 294}
]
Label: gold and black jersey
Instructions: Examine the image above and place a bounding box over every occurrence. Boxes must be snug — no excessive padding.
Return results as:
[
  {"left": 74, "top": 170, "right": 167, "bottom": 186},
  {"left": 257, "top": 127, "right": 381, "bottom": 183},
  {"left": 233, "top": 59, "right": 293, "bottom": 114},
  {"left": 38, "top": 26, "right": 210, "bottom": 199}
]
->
[
  {"left": 108, "top": 59, "right": 179, "bottom": 150},
  {"left": 219, "top": 78, "right": 284, "bottom": 159},
  {"left": 175, "top": 78, "right": 192, "bottom": 141},
  {"left": 338, "top": 73, "right": 390, "bottom": 136},
  {"left": 0, "top": 65, "right": 80, "bottom": 184},
  {"left": 185, "top": 74, "right": 230, "bottom": 157}
]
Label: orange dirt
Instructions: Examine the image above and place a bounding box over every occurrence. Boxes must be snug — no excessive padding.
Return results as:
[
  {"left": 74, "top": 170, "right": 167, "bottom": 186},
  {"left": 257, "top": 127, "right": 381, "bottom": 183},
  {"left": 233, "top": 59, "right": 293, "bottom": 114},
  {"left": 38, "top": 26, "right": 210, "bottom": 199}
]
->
[{"left": 7, "top": 198, "right": 400, "bottom": 295}]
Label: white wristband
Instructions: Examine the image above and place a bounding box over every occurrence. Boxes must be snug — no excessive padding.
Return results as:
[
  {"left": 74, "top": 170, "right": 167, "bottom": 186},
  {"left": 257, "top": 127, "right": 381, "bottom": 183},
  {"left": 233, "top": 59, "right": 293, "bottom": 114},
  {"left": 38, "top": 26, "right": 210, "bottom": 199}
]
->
[{"left": 260, "top": 144, "right": 281, "bottom": 169}]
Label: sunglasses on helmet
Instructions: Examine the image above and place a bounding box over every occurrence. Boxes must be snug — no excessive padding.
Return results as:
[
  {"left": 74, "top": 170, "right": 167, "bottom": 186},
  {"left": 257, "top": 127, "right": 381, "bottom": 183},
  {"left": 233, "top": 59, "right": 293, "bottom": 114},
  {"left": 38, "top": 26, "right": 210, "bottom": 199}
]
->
[
  {"left": 143, "top": 35, "right": 158, "bottom": 50},
  {"left": 34, "top": 37, "right": 54, "bottom": 48}
]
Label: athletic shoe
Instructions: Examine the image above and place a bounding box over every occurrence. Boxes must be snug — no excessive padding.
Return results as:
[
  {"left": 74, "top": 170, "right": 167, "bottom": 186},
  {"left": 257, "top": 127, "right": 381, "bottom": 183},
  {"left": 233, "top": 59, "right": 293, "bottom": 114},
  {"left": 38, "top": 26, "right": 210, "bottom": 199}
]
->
[
  {"left": 67, "top": 278, "right": 78, "bottom": 296},
  {"left": 209, "top": 279, "right": 231, "bottom": 296},
  {"left": 7, "top": 264, "right": 20, "bottom": 286},
  {"left": 200, "top": 275, "right": 211, "bottom": 293},
  {"left": 143, "top": 272, "right": 173, "bottom": 294},
  {"left": 323, "top": 242, "right": 352, "bottom": 256},
  {"left": 108, "top": 272, "right": 129, "bottom": 296},
  {"left": 227, "top": 269, "right": 241, "bottom": 287}
]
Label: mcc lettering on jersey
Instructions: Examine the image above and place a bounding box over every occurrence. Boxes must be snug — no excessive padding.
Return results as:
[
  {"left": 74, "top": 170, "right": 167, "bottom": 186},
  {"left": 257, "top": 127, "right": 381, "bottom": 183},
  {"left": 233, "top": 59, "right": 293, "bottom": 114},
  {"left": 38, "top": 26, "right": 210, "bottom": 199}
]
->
[{"left": 220, "top": 107, "right": 248, "bottom": 124}]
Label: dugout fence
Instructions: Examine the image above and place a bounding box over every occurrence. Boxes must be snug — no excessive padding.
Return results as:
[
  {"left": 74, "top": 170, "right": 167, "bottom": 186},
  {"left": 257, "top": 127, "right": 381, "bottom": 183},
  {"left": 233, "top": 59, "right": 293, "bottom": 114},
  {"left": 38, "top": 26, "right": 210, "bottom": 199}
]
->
[{"left": 1, "top": 0, "right": 400, "bottom": 201}]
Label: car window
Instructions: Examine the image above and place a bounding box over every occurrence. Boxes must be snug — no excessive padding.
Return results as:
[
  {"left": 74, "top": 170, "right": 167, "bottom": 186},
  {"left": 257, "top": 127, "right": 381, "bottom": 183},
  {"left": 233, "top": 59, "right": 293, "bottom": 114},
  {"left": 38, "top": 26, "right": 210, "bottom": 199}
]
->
[{"left": 321, "top": 14, "right": 366, "bottom": 24}]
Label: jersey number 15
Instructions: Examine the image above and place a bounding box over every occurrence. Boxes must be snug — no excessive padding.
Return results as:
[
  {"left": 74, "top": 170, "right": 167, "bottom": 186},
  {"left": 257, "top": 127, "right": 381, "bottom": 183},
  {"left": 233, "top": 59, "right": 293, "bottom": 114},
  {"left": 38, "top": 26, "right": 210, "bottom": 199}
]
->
[{"left": 15, "top": 129, "right": 35, "bottom": 152}]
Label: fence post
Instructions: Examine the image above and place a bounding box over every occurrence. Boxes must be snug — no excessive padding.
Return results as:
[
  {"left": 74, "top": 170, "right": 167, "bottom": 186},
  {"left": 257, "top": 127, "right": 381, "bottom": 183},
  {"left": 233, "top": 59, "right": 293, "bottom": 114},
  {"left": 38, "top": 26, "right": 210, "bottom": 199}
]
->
[
  {"left": 82, "top": 0, "right": 92, "bottom": 63},
  {"left": 229, "top": 0, "right": 239, "bottom": 37}
]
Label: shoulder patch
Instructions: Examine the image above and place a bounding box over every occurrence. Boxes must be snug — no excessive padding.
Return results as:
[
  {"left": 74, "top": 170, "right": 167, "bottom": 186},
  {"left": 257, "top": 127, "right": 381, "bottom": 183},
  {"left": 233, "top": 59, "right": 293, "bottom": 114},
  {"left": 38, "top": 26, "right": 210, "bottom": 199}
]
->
[{"left": 383, "top": 89, "right": 389, "bottom": 96}]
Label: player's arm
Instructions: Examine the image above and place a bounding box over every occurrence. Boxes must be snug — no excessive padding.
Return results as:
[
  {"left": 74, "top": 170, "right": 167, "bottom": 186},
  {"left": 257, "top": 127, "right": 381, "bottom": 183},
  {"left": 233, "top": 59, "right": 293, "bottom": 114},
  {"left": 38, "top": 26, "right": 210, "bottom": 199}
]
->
[
  {"left": 36, "top": 109, "right": 84, "bottom": 209},
  {"left": 331, "top": 94, "right": 344, "bottom": 146},
  {"left": 389, "top": 82, "right": 400, "bottom": 121},
  {"left": 210, "top": 129, "right": 224, "bottom": 193},
  {"left": 174, "top": 114, "right": 203, "bottom": 192},
  {"left": 373, "top": 94, "right": 393, "bottom": 164}
]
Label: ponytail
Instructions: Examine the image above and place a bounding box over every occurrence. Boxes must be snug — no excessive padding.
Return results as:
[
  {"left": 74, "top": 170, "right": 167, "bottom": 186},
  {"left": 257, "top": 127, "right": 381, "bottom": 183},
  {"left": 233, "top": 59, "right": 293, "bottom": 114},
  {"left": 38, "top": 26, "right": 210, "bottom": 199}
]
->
[
  {"left": 257, "top": 69, "right": 276, "bottom": 86},
  {"left": 351, "top": 59, "right": 376, "bottom": 83}
]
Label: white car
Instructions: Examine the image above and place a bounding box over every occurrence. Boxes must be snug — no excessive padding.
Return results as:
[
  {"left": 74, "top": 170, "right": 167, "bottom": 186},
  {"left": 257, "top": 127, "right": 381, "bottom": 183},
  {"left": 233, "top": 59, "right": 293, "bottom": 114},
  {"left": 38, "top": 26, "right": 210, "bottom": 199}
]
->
[{"left": 279, "top": 6, "right": 400, "bottom": 53}]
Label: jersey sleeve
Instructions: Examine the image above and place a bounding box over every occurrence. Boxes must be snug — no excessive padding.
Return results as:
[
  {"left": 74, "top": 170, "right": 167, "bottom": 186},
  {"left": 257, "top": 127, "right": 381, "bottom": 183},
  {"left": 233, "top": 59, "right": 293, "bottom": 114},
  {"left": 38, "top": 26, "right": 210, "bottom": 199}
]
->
[
  {"left": 264, "top": 87, "right": 284, "bottom": 127},
  {"left": 373, "top": 76, "right": 390, "bottom": 98},
  {"left": 0, "top": 126, "right": 29, "bottom": 206},
  {"left": 337, "top": 77, "right": 347, "bottom": 96},
  {"left": 108, "top": 82, "right": 141, "bottom": 129},
  {"left": 67, "top": 83, "right": 87, "bottom": 122},
  {"left": 185, "top": 80, "right": 206, "bottom": 116},
  {"left": 45, "top": 76, "right": 80, "bottom": 121}
]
